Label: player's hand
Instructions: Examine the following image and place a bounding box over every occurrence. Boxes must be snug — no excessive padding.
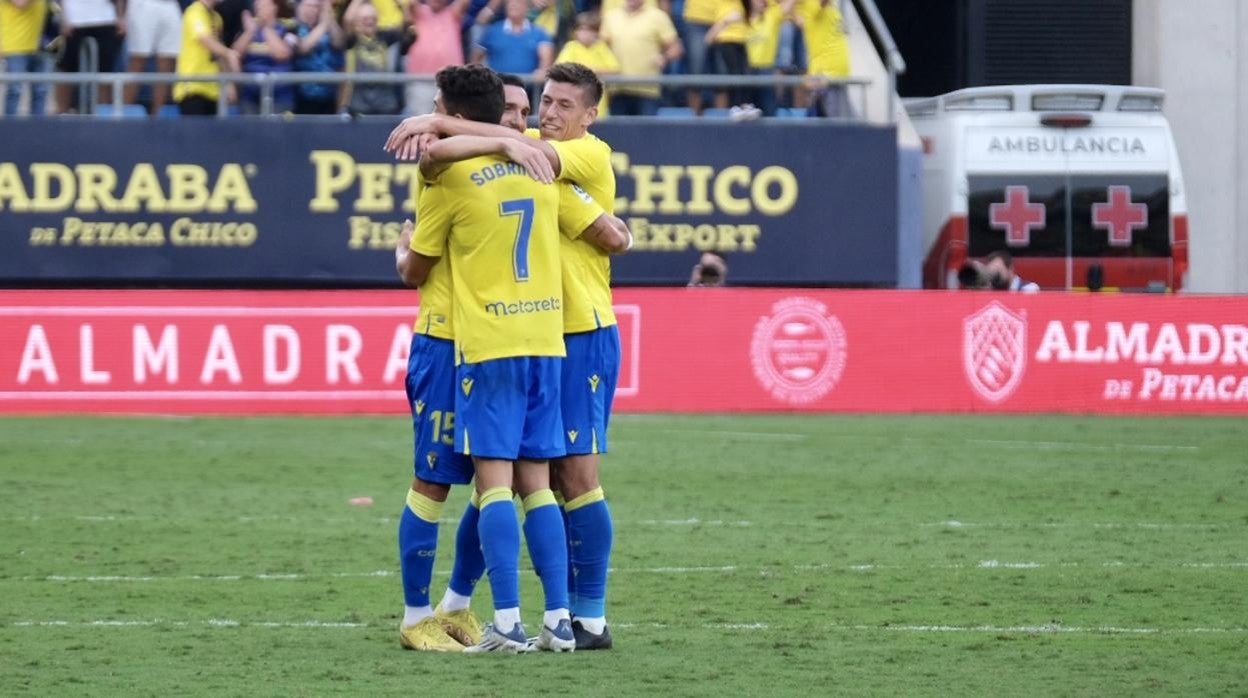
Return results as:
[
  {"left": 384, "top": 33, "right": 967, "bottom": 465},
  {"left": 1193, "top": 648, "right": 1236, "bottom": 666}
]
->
[
  {"left": 503, "top": 139, "right": 554, "bottom": 184},
  {"left": 396, "top": 219, "right": 413, "bottom": 260},
  {"left": 413, "top": 132, "right": 438, "bottom": 160},
  {"left": 385, "top": 114, "right": 439, "bottom": 159}
]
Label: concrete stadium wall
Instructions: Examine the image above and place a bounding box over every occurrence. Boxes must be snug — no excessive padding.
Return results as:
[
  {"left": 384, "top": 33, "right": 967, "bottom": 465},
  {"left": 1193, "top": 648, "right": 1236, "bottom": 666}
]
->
[{"left": 1134, "top": 0, "right": 1248, "bottom": 293}]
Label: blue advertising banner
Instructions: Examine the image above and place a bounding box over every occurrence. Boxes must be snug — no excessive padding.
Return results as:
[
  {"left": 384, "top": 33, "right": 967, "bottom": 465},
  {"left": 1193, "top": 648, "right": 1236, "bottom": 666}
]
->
[{"left": 0, "top": 120, "right": 897, "bottom": 286}]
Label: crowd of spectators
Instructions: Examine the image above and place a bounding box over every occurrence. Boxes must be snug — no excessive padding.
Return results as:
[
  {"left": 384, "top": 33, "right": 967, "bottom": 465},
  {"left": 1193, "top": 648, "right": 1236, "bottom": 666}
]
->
[{"left": 0, "top": 0, "right": 850, "bottom": 117}]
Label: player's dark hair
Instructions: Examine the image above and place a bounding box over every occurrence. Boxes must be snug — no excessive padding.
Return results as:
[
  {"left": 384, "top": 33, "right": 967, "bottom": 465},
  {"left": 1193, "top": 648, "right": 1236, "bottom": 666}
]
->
[
  {"left": 985, "top": 249, "right": 1014, "bottom": 267},
  {"left": 499, "top": 73, "right": 527, "bottom": 90},
  {"left": 546, "top": 62, "right": 603, "bottom": 109},
  {"left": 435, "top": 64, "right": 504, "bottom": 124}
]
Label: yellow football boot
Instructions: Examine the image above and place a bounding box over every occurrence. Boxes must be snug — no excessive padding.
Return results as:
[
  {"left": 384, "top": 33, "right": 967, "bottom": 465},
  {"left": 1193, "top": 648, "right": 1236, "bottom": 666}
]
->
[
  {"left": 434, "top": 605, "right": 484, "bottom": 647},
  {"left": 399, "top": 616, "right": 465, "bottom": 652}
]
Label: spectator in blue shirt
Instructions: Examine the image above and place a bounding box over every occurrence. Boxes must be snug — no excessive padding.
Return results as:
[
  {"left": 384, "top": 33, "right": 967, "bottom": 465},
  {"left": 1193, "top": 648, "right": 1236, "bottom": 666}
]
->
[
  {"left": 232, "top": 0, "right": 299, "bottom": 114},
  {"left": 292, "top": 0, "right": 345, "bottom": 114},
  {"left": 471, "top": 0, "right": 552, "bottom": 79}
]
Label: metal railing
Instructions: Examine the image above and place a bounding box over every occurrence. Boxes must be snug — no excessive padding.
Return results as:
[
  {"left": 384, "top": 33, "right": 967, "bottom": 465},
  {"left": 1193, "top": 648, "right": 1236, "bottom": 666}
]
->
[
  {"left": 853, "top": 0, "right": 907, "bottom": 117},
  {"left": 0, "top": 71, "right": 877, "bottom": 121}
]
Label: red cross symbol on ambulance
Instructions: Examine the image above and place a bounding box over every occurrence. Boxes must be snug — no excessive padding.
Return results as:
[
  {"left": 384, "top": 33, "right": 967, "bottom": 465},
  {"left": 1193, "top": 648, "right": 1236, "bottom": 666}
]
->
[
  {"left": 988, "top": 186, "right": 1046, "bottom": 247},
  {"left": 1091, "top": 185, "right": 1148, "bottom": 247}
]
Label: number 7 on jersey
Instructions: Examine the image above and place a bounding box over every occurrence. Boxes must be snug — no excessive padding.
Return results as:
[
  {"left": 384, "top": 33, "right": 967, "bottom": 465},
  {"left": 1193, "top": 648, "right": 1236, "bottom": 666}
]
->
[{"left": 500, "top": 198, "right": 535, "bottom": 282}]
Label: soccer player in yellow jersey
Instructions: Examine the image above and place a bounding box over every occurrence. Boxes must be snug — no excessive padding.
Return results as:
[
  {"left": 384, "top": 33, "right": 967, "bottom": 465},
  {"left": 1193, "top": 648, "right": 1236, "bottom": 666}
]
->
[
  {"left": 385, "top": 62, "right": 626, "bottom": 650},
  {"left": 400, "top": 64, "right": 611, "bottom": 654}
]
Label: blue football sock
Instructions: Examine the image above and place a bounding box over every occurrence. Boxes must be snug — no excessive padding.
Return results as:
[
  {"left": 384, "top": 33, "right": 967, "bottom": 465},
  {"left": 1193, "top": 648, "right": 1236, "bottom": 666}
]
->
[
  {"left": 522, "top": 490, "right": 570, "bottom": 612},
  {"left": 398, "top": 488, "right": 443, "bottom": 609},
  {"left": 477, "top": 487, "right": 520, "bottom": 611},
  {"left": 447, "top": 492, "right": 484, "bottom": 599},
  {"left": 559, "top": 500, "right": 576, "bottom": 610},
  {"left": 566, "top": 488, "right": 613, "bottom": 619}
]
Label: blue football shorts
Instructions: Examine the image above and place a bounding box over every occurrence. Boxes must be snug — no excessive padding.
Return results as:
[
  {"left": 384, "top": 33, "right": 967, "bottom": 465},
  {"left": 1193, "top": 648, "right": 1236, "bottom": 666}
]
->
[
  {"left": 454, "top": 356, "right": 564, "bottom": 461},
  {"left": 405, "top": 334, "right": 474, "bottom": 485},
  {"left": 560, "top": 325, "right": 621, "bottom": 455}
]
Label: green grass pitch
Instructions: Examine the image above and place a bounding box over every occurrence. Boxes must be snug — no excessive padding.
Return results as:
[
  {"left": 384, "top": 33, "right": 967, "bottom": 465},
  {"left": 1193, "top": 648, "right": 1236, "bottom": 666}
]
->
[{"left": 1, "top": 413, "right": 1245, "bottom": 696}]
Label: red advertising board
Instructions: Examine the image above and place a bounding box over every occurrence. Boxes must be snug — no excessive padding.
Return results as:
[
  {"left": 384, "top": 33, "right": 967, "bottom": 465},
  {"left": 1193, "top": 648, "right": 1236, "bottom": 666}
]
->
[{"left": 2, "top": 289, "right": 1247, "bottom": 415}]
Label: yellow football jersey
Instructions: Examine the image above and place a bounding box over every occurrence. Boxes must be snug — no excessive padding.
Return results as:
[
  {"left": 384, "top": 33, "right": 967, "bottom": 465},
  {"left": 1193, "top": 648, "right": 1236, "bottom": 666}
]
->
[
  {"left": 525, "top": 130, "right": 620, "bottom": 333},
  {"left": 408, "top": 173, "right": 454, "bottom": 340},
  {"left": 411, "top": 155, "right": 603, "bottom": 363}
]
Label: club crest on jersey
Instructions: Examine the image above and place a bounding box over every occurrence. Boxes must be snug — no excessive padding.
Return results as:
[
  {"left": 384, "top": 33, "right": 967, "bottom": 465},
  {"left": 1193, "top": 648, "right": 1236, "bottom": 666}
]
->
[
  {"left": 567, "top": 430, "right": 579, "bottom": 444},
  {"left": 426, "top": 452, "right": 437, "bottom": 469},
  {"left": 963, "top": 301, "right": 1027, "bottom": 403},
  {"left": 460, "top": 377, "right": 474, "bottom": 396},
  {"left": 414, "top": 400, "right": 426, "bottom": 416},
  {"left": 588, "top": 374, "right": 600, "bottom": 393}
]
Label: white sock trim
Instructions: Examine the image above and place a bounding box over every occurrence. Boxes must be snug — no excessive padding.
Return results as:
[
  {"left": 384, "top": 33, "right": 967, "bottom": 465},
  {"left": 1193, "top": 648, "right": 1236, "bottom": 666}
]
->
[
  {"left": 494, "top": 607, "right": 521, "bottom": 630},
  {"left": 576, "top": 616, "right": 607, "bottom": 634},
  {"left": 439, "top": 589, "right": 472, "bottom": 613},
  {"left": 543, "top": 608, "right": 570, "bottom": 629},
  {"left": 402, "top": 605, "right": 433, "bottom": 627}
]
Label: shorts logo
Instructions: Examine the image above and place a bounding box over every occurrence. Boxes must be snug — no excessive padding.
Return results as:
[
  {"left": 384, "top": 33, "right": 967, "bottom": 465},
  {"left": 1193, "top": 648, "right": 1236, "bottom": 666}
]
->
[
  {"left": 567, "top": 430, "right": 579, "bottom": 444},
  {"left": 750, "top": 297, "right": 847, "bottom": 405},
  {"left": 425, "top": 452, "right": 437, "bottom": 469},
  {"left": 460, "top": 377, "right": 474, "bottom": 396},
  {"left": 963, "top": 301, "right": 1027, "bottom": 403},
  {"left": 414, "top": 400, "right": 426, "bottom": 416},
  {"left": 588, "top": 375, "right": 600, "bottom": 393}
]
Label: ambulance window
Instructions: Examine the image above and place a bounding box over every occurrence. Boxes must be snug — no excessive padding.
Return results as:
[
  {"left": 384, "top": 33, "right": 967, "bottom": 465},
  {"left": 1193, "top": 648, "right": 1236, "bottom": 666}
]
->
[
  {"left": 1069, "top": 175, "right": 1170, "bottom": 258},
  {"left": 966, "top": 176, "right": 1067, "bottom": 258}
]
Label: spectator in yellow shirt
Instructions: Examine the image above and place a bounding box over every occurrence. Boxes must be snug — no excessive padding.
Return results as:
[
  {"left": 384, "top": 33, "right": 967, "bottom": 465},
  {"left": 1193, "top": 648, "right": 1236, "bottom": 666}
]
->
[
  {"left": 0, "top": 0, "right": 49, "bottom": 116},
  {"left": 794, "top": 0, "right": 850, "bottom": 117},
  {"left": 705, "top": 0, "right": 747, "bottom": 109},
  {"left": 744, "top": 0, "right": 789, "bottom": 116},
  {"left": 600, "top": 0, "right": 681, "bottom": 116},
  {"left": 553, "top": 12, "right": 618, "bottom": 118},
  {"left": 681, "top": 0, "right": 716, "bottom": 114}
]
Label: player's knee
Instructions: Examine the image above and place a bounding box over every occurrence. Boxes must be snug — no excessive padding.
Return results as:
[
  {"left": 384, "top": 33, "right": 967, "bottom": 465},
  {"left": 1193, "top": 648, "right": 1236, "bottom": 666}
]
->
[
  {"left": 411, "top": 477, "right": 451, "bottom": 502},
  {"left": 553, "top": 455, "right": 601, "bottom": 499},
  {"left": 512, "top": 460, "right": 551, "bottom": 498}
]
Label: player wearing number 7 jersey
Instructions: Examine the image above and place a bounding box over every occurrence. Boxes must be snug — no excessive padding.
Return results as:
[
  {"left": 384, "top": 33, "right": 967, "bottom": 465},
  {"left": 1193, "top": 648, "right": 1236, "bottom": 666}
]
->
[
  {"left": 404, "top": 64, "right": 608, "bottom": 654},
  {"left": 388, "top": 76, "right": 555, "bottom": 655}
]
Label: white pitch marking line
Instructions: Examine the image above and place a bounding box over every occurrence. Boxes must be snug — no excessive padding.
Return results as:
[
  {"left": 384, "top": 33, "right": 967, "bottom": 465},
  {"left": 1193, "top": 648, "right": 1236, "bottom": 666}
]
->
[
  {"left": 11, "top": 619, "right": 368, "bottom": 628},
  {"left": 642, "top": 428, "right": 809, "bottom": 442},
  {"left": 925, "top": 521, "right": 1234, "bottom": 530},
  {"left": 967, "top": 438, "right": 1200, "bottom": 453},
  {"left": 10, "top": 620, "right": 1245, "bottom": 635},
  {"left": 16, "top": 561, "right": 1248, "bottom": 583},
  {"left": 4, "top": 515, "right": 759, "bottom": 527},
  {"left": 845, "top": 624, "right": 1248, "bottom": 635},
  {"left": 633, "top": 519, "right": 753, "bottom": 527}
]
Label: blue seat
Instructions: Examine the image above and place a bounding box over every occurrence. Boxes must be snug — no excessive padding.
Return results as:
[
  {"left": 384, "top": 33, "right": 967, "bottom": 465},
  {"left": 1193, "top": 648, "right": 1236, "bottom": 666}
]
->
[
  {"left": 700, "top": 108, "right": 732, "bottom": 118},
  {"left": 655, "top": 106, "right": 694, "bottom": 118},
  {"left": 776, "top": 107, "right": 809, "bottom": 118},
  {"left": 158, "top": 104, "right": 181, "bottom": 119},
  {"left": 94, "top": 104, "right": 149, "bottom": 119}
]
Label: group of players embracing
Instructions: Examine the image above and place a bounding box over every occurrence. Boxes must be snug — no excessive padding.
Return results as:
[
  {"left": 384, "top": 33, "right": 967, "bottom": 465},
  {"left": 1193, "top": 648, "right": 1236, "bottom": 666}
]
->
[{"left": 385, "top": 61, "right": 631, "bottom": 654}]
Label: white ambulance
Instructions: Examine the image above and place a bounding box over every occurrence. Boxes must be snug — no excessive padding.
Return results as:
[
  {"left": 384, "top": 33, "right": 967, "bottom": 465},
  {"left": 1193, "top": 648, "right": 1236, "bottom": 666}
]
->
[{"left": 905, "top": 84, "right": 1189, "bottom": 291}]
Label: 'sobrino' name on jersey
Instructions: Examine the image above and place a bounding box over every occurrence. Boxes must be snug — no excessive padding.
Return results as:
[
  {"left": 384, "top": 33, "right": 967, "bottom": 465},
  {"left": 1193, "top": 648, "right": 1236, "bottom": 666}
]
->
[{"left": 411, "top": 155, "right": 569, "bottom": 363}]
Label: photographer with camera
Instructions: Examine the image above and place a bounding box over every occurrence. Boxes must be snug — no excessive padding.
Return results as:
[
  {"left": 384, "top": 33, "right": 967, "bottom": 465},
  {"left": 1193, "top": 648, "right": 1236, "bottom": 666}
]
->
[
  {"left": 688, "top": 251, "right": 728, "bottom": 287},
  {"left": 958, "top": 250, "right": 1038, "bottom": 292}
]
